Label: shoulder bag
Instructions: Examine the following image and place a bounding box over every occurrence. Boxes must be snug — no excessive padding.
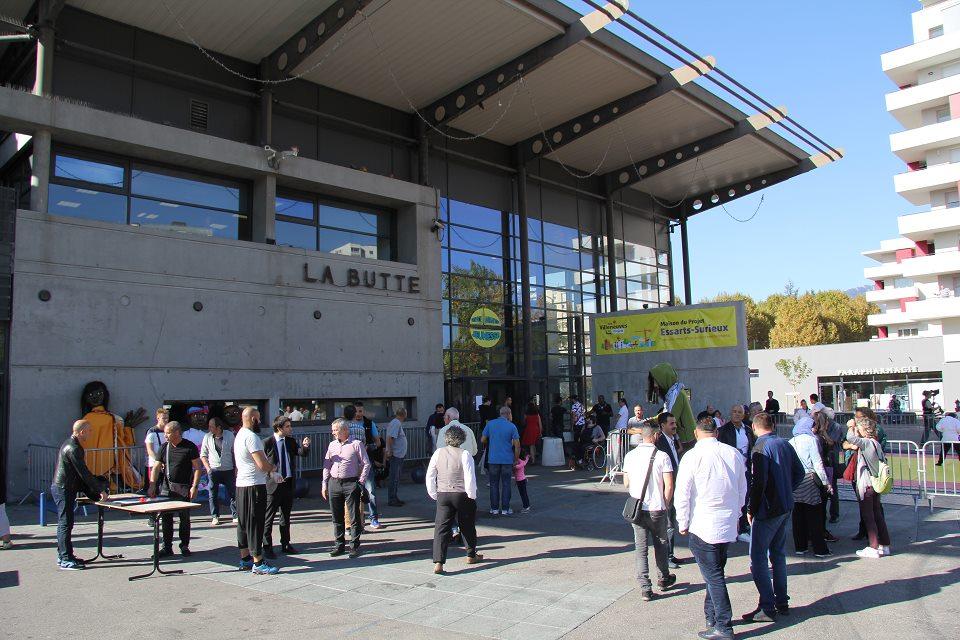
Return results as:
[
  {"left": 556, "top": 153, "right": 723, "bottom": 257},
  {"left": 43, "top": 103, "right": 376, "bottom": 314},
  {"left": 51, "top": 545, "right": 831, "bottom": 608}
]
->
[
  {"left": 622, "top": 448, "right": 658, "bottom": 525},
  {"left": 842, "top": 450, "right": 858, "bottom": 482}
]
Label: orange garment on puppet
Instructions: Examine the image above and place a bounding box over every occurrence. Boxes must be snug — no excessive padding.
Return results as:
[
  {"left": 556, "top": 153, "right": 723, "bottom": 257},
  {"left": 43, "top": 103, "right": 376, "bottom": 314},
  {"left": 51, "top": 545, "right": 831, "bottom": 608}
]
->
[{"left": 81, "top": 407, "right": 141, "bottom": 488}]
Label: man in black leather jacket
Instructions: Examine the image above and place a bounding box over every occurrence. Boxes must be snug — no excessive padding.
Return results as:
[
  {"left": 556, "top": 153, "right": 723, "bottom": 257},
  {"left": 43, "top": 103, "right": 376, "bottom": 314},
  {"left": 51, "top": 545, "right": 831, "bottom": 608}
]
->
[{"left": 51, "top": 420, "right": 108, "bottom": 570}]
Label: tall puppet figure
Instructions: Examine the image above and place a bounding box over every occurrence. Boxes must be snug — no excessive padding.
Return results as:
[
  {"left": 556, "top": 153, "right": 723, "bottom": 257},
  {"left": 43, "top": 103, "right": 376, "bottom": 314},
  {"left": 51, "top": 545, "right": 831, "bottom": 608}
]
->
[
  {"left": 80, "top": 381, "right": 141, "bottom": 491},
  {"left": 647, "top": 363, "right": 696, "bottom": 444}
]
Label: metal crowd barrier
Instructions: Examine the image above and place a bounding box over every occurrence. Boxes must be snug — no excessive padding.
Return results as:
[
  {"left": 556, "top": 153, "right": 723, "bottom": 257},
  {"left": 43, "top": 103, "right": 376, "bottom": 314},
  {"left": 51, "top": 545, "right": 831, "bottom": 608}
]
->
[
  {"left": 921, "top": 441, "right": 960, "bottom": 503},
  {"left": 601, "top": 429, "right": 629, "bottom": 484}
]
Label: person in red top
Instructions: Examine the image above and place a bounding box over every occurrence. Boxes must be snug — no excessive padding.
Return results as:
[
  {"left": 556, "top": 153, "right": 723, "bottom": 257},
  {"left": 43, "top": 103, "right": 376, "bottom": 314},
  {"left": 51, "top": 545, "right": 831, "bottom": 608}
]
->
[{"left": 521, "top": 402, "right": 543, "bottom": 464}]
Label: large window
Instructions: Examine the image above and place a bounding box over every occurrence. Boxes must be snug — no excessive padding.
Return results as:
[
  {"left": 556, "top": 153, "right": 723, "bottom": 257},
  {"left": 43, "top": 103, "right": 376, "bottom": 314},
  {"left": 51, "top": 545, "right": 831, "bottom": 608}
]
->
[
  {"left": 279, "top": 397, "right": 414, "bottom": 423},
  {"left": 275, "top": 192, "right": 396, "bottom": 261},
  {"left": 49, "top": 148, "right": 249, "bottom": 239}
]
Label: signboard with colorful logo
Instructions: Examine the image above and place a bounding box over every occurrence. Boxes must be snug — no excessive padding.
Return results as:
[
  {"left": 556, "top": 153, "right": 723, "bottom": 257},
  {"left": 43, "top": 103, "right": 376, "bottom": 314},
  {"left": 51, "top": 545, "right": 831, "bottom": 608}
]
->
[
  {"left": 470, "top": 307, "right": 503, "bottom": 348},
  {"left": 593, "top": 305, "right": 738, "bottom": 355}
]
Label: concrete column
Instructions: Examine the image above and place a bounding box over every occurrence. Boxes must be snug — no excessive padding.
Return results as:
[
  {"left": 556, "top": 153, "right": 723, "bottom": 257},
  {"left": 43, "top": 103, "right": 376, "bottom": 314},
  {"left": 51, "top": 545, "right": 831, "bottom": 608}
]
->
[
  {"left": 29, "top": 129, "right": 51, "bottom": 213},
  {"left": 252, "top": 173, "right": 276, "bottom": 243},
  {"left": 33, "top": 24, "right": 54, "bottom": 96}
]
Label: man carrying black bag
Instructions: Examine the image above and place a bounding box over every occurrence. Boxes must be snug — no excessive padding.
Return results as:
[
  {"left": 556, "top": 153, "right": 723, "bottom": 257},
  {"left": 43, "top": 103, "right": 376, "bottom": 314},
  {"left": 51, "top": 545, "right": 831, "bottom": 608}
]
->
[{"left": 622, "top": 420, "right": 676, "bottom": 601}]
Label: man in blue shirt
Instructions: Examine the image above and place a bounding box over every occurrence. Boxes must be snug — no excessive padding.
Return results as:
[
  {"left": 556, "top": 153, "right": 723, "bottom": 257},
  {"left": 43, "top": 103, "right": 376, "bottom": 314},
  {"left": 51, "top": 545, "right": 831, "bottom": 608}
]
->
[
  {"left": 743, "top": 412, "right": 805, "bottom": 623},
  {"left": 481, "top": 405, "right": 520, "bottom": 515}
]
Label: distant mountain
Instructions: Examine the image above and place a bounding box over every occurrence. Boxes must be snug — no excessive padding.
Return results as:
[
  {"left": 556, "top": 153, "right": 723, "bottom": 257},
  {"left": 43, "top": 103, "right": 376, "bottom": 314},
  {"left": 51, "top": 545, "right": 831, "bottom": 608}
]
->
[{"left": 844, "top": 284, "right": 872, "bottom": 298}]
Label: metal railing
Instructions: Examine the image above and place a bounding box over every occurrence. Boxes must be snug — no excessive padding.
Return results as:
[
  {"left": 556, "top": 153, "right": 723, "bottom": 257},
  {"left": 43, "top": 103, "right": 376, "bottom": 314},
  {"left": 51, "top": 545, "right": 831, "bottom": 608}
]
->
[{"left": 921, "top": 441, "right": 960, "bottom": 500}]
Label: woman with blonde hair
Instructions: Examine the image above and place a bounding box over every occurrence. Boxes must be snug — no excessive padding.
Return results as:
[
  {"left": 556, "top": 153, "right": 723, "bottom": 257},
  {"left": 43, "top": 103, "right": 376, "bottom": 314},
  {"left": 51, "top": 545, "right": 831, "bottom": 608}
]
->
[{"left": 843, "top": 417, "right": 891, "bottom": 558}]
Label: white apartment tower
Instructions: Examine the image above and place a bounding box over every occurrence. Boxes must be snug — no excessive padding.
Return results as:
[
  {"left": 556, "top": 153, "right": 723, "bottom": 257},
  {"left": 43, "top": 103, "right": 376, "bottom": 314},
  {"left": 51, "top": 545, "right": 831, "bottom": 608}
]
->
[{"left": 866, "top": 0, "right": 960, "bottom": 370}]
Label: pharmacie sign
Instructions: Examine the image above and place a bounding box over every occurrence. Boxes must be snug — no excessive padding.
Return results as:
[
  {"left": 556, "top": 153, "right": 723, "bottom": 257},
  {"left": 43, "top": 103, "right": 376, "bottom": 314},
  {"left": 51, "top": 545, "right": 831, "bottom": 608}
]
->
[
  {"left": 304, "top": 262, "right": 420, "bottom": 294},
  {"left": 836, "top": 366, "right": 920, "bottom": 376}
]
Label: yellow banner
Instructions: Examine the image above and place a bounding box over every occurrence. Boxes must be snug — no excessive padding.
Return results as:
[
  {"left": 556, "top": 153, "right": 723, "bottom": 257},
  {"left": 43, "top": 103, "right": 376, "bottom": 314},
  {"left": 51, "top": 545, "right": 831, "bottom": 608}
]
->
[{"left": 594, "top": 306, "right": 738, "bottom": 355}]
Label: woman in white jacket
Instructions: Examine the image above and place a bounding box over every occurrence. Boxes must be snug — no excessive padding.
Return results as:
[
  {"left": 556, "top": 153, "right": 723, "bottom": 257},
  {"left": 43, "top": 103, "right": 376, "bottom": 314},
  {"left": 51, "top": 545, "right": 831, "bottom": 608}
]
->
[{"left": 789, "top": 417, "right": 832, "bottom": 557}]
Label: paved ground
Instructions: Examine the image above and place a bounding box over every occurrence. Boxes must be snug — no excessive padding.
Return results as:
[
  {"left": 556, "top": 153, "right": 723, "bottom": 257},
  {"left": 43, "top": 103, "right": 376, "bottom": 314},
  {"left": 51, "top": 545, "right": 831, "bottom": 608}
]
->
[{"left": 1, "top": 466, "right": 959, "bottom": 640}]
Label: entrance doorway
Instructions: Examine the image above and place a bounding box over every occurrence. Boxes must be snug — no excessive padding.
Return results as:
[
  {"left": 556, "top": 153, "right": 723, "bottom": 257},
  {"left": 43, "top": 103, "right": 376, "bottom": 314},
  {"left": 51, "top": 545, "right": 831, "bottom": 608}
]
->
[{"left": 447, "top": 377, "right": 539, "bottom": 423}]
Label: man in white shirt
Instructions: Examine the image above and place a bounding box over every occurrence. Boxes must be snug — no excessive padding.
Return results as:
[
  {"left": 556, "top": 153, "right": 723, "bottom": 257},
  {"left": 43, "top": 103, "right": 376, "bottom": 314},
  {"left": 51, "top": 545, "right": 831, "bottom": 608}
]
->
[
  {"left": 675, "top": 415, "right": 747, "bottom": 640},
  {"left": 288, "top": 407, "right": 304, "bottom": 422},
  {"left": 935, "top": 413, "right": 960, "bottom": 466},
  {"left": 623, "top": 421, "right": 675, "bottom": 601},
  {"left": 615, "top": 398, "right": 630, "bottom": 431},
  {"left": 233, "top": 407, "right": 280, "bottom": 575}
]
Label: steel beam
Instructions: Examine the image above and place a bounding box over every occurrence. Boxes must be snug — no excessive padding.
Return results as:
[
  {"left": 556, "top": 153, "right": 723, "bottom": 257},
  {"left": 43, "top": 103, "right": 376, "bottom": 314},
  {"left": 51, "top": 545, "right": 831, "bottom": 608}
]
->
[
  {"left": 424, "top": 1, "right": 629, "bottom": 127},
  {"left": 264, "top": 0, "right": 373, "bottom": 80},
  {"left": 517, "top": 56, "right": 714, "bottom": 162},
  {"left": 679, "top": 215, "right": 691, "bottom": 304},
  {"left": 679, "top": 150, "right": 842, "bottom": 218},
  {"left": 605, "top": 105, "right": 786, "bottom": 193}
]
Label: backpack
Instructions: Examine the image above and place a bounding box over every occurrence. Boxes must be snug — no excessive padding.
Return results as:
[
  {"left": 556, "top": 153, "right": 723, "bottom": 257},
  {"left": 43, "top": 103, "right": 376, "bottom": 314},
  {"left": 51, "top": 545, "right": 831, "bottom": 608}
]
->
[{"left": 871, "top": 459, "right": 893, "bottom": 495}]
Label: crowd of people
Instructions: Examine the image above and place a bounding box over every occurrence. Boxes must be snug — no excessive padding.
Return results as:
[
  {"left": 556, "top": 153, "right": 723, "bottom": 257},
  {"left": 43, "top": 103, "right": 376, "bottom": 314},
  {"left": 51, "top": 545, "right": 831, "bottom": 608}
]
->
[
  {"left": 616, "top": 391, "right": 898, "bottom": 639},
  {"left": 21, "top": 385, "right": 958, "bottom": 639}
]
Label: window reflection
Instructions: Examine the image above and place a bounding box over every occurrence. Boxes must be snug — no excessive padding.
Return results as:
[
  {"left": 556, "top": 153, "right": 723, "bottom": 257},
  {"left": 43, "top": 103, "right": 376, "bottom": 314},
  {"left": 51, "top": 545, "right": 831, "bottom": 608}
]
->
[
  {"left": 132, "top": 170, "right": 240, "bottom": 211},
  {"left": 276, "top": 219, "right": 317, "bottom": 250},
  {"left": 130, "top": 198, "right": 243, "bottom": 238},
  {"left": 49, "top": 184, "right": 126, "bottom": 224}
]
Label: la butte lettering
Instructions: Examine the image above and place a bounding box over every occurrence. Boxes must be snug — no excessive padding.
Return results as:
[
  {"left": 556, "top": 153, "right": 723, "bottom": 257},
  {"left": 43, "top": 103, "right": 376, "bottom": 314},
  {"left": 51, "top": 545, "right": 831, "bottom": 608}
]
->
[{"left": 304, "top": 263, "right": 420, "bottom": 294}]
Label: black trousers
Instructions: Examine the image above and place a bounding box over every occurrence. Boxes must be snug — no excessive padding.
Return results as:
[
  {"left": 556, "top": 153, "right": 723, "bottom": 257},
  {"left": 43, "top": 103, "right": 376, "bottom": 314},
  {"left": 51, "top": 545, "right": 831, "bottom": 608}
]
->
[
  {"left": 792, "top": 501, "right": 828, "bottom": 554},
  {"left": 828, "top": 470, "right": 840, "bottom": 519},
  {"left": 433, "top": 491, "right": 478, "bottom": 564},
  {"left": 328, "top": 477, "right": 361, "bottom": 549},
  {"left": 263, "top": 481, "right": 294, "bottom": 548},
  {"left": 161, "top": 487, "right": 191, "bottom": 550},
  {"left": 236, "top": 484, "right": 266, "bottom": 558}
]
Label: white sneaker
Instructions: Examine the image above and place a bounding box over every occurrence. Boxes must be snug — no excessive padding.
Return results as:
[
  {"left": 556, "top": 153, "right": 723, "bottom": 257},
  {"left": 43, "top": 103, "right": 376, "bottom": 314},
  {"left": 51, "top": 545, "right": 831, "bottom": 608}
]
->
[
  {"left": 502, "top": 509, "right": 514, "bottom": 516},
  {"left": 489, "top": 509, "right": 499, "bottom": 516},
  {"left": 880, "top": 545, "right": 891, "bottom": 556},
  {"left": 856, "top": 547, "right": 882, "bottom": 559},
  {"left": 521, "top": 506, "right": 531, "bottom": 513},
  {"left": 211, "top": 516, "right": 220, "bottom": 526},
  {"left": 232, "top": 517, "right": 239, "bottom": 525}
]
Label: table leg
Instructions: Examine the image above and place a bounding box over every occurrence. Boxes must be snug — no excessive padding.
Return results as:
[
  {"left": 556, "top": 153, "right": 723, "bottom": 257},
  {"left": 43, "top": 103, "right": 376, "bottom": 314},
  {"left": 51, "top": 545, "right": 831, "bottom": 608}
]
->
[
  {"left": 80, "top": 506, "right": 123, "bottom": 564},
  {"left": 129, "top": 512, "right": 182, "bottom": 581}
]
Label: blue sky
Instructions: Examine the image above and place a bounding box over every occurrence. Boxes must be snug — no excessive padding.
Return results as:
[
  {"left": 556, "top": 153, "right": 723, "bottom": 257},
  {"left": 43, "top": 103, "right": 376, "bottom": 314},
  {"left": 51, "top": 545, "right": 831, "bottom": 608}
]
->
[{"left": 562, "top": 0, "right": 921, "bottom": 300}]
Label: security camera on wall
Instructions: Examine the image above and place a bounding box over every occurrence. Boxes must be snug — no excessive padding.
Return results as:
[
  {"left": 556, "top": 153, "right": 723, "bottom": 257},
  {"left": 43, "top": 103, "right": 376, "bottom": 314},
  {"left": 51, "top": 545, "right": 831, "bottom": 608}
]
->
[{"left": 265, "top": 145, "right": 299, "bottom": 169}]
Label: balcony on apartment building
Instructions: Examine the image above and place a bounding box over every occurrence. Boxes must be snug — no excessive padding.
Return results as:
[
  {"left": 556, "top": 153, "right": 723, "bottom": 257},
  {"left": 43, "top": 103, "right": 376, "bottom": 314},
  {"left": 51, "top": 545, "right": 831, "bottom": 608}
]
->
[
  {"left": 865, "top": 284, "right": 920, "bottom": 303},
  {"left": 890, "top": 118, "right": 960, "bottom": 163},
  {"left": 864, "top": 261, "right": 907, "bottom": 280},
  {"left": 867, "top": 308, "right": 914, "bottom": 326},
  {"left": 898, "top": 205, "right": 960, "bottom": 239},
  {"left": 894, "top": 160, "right": 960, "bottom": 204},
  {"left": 886, "top": 74, "right": 960, "bottom": 128},
  {"left": 882, "top": 29, "right": 960, "bottom": 87},
  {"left": 907, "top": 295, "right": 960, "bottom": 320},
  {"left": 900, "top": 250, "right": 960, "bottom": 277}
]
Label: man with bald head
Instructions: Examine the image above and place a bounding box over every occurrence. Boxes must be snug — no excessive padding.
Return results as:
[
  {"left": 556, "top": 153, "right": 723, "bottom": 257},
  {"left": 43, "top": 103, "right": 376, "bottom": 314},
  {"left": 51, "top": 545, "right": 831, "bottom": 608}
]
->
[
  {"left": 233, "top": 407, "right": 281, "bottom": 574},
  {"left": 51, "top": 420, "right": 108, "bottom": 570}
]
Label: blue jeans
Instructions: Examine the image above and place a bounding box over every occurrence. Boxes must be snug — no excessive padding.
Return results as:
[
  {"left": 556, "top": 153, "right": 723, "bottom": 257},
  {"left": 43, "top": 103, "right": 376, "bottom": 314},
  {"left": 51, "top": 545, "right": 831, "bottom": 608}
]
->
[
  {"left": 364, "top": 475, "right": 379, "bottom": 522},
  {"left": 689, "top": 533, "right": 733, "bottom": 636},
  {"left": 488, "top": 464, "right": 512, "bottom": 511},
  {"left": 749, "top": 511, "right": 790, "bottom": 613},
  {"left": 388, "top": 456, "right": 404, "bottom": 502},
  {"left": 207, "top": 469, "right": 237, "bottom": 518},
  {"left": 50, "top": 485, "right": 75, "bottom": 562}
]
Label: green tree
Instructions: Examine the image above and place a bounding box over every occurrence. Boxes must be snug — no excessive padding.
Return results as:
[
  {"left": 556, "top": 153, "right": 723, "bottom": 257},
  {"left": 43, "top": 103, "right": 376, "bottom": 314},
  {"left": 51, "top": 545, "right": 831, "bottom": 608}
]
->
[
  {"left": 813, "top": 290, "right": 878, "bottom": 343},
  {"left": 769, "top": 295, "right": 831, "bottom": 347},
  {"left": 700, "top": 292, "right": 773, "bottom": 349},
  {"left": 775, "top": 356, "right": 812, "bottom": 395},
  {"left": 445, "top": 262, "right": 511, "bottom": 377}
]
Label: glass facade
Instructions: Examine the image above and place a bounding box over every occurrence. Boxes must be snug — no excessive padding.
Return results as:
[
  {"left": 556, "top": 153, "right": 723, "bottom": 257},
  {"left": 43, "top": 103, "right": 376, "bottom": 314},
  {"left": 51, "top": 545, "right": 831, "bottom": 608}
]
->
[
  {"left": 440, "top": 192, "right": 669, "bottom": 418},
  {"left": 49, "top": 149, "right": 249, "bottom": 239}
]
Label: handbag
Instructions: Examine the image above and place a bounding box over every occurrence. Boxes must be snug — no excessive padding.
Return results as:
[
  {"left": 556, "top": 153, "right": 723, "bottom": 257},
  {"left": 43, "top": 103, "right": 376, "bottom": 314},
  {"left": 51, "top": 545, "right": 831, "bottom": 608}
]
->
[
  {"left": 842, "top": 451, "right": 858, "bottom": 482},
  {"left": 622, "top": 447, "right": 658, "bottom": 525}
]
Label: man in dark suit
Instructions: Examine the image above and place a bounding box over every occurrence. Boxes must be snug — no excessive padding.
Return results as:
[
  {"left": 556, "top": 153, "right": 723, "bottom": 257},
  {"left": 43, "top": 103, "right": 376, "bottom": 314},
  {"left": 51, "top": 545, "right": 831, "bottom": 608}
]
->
[
  {"left": 262, "top": 415, "right": 310, "bottom": 557},
  {"left": 653, "top": 412, "right": 684, "bottom": 568},
  {"left": 718, "top": 404, "right": 757, "bottom": 539}
]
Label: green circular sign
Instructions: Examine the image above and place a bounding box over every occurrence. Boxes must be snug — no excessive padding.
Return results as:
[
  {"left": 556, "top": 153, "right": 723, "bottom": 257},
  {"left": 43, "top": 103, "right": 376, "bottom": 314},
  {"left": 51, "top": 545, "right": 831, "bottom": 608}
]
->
[{"left": 470, "top": 307, "right": 502, "bottom": 348}]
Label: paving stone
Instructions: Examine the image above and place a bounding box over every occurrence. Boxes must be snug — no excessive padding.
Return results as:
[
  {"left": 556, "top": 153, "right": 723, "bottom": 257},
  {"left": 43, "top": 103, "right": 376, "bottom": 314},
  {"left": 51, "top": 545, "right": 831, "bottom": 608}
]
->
[
  {"left": 473, "top": 598, "right": 544, "bottom": 622},
  {"left": 443, "top": 613, "right": 515, "bottom": 637},
  {"left": 495, "top": 622, "right": 567, "bottom": 640}
]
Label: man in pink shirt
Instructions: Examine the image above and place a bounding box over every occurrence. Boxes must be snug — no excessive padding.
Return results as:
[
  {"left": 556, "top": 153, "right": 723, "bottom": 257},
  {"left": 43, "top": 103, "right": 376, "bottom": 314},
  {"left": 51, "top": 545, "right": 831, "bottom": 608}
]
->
[{"left": 322, "top": 418, "right": 371, "bottom": 558}]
